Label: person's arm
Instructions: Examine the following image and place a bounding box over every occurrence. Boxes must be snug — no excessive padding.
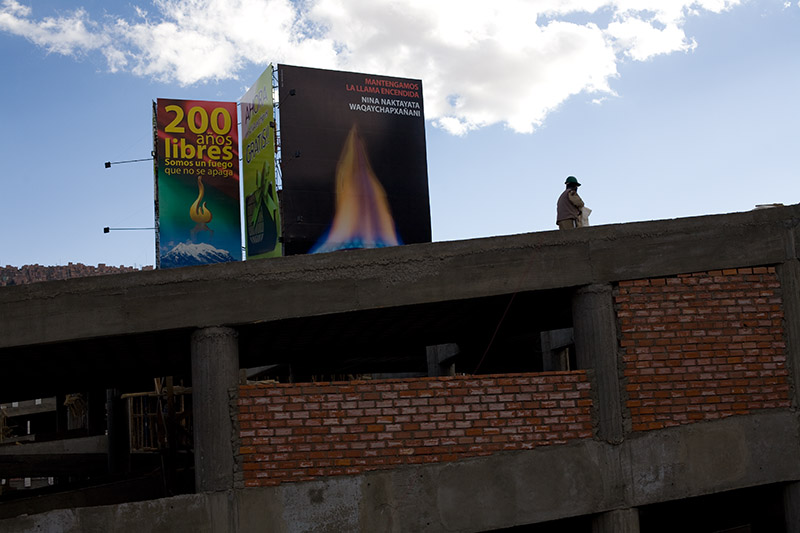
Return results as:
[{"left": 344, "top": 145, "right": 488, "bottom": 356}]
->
[{"left": 569, "top": 190, "right": 584, "bottom": 208}]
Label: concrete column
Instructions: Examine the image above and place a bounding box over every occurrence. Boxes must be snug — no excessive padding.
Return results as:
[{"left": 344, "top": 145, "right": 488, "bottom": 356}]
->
[
  {"left": 426, "top": 343, "right": 458, "bottom": 377},
  {"left": 55, "top": 393, "right": 68, "bottom": 434},
  {"left": 784, "top": 482, "right": 800, "bottom": 533},
  {"left": 777, "top": 259, "right": 800, "bottom": 408},
  {"left": 572, "top": 283, "right": 624, "bottom": 443},
  {"left": 191, "top": 326, "right": 239, "bottom": 493},
  {"left": 106, "top": 388, "right": 130, "bottom": 475},
  {"left": 540, "top": 328, "right": 574, "bottom": 371},
  {"left": 87, "top": 388, "right": 106, "bottom": 436},
  {"left": 592, "top": 508, "right": 640, "bottom": 533}
]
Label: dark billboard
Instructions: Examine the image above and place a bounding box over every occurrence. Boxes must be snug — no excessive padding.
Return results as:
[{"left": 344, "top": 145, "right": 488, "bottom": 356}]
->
[{"left": 277, "top": 64, "right": 432, "bottom": 255}]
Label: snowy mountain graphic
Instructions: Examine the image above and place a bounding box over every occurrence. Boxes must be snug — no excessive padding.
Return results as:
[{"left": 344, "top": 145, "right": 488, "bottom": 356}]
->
[{"left": 160, "top": 242, "right": 236, "bottom": 269}]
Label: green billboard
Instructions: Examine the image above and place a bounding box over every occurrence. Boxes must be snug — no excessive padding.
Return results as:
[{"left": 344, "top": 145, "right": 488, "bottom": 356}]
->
[{"left": 241, "top": 65, "right": 281, "bottom": 259}]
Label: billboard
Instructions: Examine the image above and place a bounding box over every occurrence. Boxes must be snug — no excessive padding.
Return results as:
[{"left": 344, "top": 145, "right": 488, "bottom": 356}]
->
[
  {"left": 277, "top": 65, "right": 432, "bottom": 255},
  {"left": 241, "top": 65, "right": 281, "bottom": 259},
  {"left": 155, "top": 98, "right": 241, "bottom": 268}
]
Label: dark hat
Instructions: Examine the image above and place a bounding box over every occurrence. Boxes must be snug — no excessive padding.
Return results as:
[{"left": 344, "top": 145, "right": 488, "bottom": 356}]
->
[{"left": 565, "top": 176, "right": 581, "bottom": 186}]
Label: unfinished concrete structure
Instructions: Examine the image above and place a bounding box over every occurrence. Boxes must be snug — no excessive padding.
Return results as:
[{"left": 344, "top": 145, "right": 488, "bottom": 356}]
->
[{"left": 2, "top": 205, "right": 800, "bottom": 531}]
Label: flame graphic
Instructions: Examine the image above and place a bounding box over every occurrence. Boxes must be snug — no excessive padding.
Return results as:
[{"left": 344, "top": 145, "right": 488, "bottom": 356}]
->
[
  {"left": 190, "top": 176, "right": 212, "bottom": 223},
  {"left": 311, "top": 125, "right": 401, "bottom": 253},
  {"left": 190, "top": 176, "right": 214, "bottom": 239}
]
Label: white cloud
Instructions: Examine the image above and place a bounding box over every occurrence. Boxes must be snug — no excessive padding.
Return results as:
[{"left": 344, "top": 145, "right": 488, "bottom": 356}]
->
[
  {"left": 0, "top": 0, "right": 742, "bottom": 134},
  {"left": 606, "top": 16, "right": 696, "bottom": 60},
  {"left": 0, "top": 1, "right": 108, "bottom": 55}
]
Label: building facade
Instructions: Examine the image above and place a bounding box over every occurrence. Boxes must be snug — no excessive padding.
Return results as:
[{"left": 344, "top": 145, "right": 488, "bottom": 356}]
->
[{"left": 2, "top": 205, "right": 800, "bottom": 531}]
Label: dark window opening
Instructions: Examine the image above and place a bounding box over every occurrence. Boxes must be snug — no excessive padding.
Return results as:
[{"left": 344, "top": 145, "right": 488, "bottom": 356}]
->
[{"left": 238, "top": 287, "right": 577, "bottom": 383}]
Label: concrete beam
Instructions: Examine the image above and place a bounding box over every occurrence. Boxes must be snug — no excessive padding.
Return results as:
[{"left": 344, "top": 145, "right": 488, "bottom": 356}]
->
[
  {"left": 0, "top": 398, "right": 57, "bottom": 418},
  {"left": 3, "top": 411, "right": 798, "bottom": 532},
  {"left": 0, "top": 435, "right": 107, "bottom": 456},
  {"left": 2, "top": 206, "right": 800, "bottom": 352},
  {"left": 239, "top": 410, "right": 800, "bottom": 528}
]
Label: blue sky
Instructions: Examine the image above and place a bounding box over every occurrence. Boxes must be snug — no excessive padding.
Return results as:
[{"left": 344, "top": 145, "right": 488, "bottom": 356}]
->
[{"left": 1, "top": 0, "right": 798, "bottom": 268}]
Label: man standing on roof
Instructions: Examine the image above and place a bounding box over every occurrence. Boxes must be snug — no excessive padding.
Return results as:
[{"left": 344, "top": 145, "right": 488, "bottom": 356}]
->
[{"left": 556, "top": 176, "right": 585, "bottom": 230}]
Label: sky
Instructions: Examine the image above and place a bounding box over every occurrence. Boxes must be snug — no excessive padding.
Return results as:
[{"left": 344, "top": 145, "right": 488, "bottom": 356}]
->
[{"left": 1, "top": 0, "right": 798, "bottom": 268}]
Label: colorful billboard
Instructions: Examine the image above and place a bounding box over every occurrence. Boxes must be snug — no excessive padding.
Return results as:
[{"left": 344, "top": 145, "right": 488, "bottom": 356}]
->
[
  {"left": 277, "top": 65, "right": 432, "bottom": 255},
  {"left": 241, "top": 65, "right": 281, "bottom": 259},
  {"left": 155, "top": 98, "right": 242, "bottom": 268}
]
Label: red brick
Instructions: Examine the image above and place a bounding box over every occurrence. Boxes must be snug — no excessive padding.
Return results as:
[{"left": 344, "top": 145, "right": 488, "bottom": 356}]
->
[
  {"left": 618, "top": 269, "right": 789, "bottom": 434},
  {"left": 236, "top": 371, "right": 593, "bottom": 487}
]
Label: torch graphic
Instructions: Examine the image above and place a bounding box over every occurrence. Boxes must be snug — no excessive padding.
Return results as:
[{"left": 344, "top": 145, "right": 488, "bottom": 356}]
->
[{"left": 190, "top": 176, "right": 214, "bottom": 239}]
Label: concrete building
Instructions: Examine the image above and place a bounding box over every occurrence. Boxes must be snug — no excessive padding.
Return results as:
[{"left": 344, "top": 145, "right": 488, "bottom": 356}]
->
[{"left": 2, "top": 205, "right": 800, "bottom": 531}]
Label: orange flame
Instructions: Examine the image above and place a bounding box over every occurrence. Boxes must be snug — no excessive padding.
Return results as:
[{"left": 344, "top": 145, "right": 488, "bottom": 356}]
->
[
  {"left": 311, "top": 125, "right": 401, "bottom": 253},
  {"left": 190, "top": 176, "right": 212, "bottom": 224}
]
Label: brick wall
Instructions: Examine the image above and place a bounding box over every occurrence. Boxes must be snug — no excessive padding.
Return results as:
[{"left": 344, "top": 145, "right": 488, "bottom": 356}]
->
[
  {"left": 237, "top": 372, "right": 593, "bottom": 487},
  {"left": 616, "top": 267, "right": 790, "bottom": 432}
]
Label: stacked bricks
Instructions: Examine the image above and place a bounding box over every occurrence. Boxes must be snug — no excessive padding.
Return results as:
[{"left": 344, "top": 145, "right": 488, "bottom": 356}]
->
[
  {"left": 616, "top": 267, "right": 790, "bottom": 432},
  {"left": 237, "top": 372, "right": 593, "bottom": 487}
]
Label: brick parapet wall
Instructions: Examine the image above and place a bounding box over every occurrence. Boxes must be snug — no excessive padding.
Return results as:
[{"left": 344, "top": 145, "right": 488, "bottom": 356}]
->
[
  {"left": 616, "top": 267, "right": 790, "bottom": 432},
  {"left": 237, "top": 372, "right": 593, "bottom": 487}
]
